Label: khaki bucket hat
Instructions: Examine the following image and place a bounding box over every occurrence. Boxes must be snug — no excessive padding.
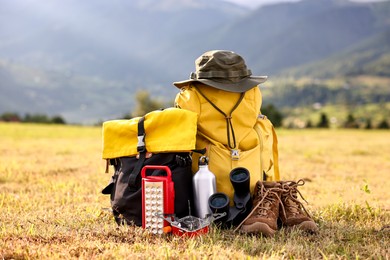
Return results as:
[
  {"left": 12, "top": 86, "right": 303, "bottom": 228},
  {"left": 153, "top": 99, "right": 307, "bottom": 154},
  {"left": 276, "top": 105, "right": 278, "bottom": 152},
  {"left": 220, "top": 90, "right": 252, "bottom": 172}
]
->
[{"left": 173, "top": 50, "right": 267, "bottom": 93}]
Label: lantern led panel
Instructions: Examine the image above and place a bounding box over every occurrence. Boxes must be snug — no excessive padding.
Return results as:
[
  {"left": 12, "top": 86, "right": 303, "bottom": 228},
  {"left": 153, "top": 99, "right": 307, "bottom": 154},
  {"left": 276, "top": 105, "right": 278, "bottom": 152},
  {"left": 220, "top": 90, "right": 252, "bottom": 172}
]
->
[
  {"left": 141, "top": 165, "right": 175, "bottom": 234},
  {"left": 142, "top": 181, "right": 165, "bottom": 234}
]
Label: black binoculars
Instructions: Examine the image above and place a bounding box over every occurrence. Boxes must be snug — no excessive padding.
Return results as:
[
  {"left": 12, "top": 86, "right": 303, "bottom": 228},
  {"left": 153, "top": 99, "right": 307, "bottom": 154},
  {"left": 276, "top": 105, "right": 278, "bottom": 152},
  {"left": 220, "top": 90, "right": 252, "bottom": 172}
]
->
[{"left": 208, "top": 167, "right": 252, "bottom": 227}]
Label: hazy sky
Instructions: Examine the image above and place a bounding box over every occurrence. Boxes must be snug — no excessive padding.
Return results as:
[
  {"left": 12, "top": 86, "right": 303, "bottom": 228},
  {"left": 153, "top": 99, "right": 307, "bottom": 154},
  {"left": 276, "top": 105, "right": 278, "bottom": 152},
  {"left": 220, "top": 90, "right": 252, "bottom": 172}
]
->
[
  {"left": 224, "top": 0, "right": 298, "bottom": 8},
  {"left": 224, "top": 0, "right": 385, "bottom": 8}
]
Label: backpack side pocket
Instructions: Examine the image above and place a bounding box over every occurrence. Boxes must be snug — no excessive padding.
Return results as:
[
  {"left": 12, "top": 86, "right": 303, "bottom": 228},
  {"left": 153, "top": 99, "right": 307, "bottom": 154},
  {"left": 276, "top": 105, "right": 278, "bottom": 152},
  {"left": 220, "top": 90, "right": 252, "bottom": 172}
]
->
[{"left": 255, "top": 115, "right": 280, "bottom": 181}]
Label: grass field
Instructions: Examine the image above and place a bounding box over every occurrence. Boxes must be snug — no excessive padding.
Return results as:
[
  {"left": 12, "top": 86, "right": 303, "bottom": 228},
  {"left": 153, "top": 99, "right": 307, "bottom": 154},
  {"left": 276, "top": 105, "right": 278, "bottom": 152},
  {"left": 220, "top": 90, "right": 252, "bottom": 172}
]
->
[{"left": 0, "top": 123, "right": 389, "bottom": 259}]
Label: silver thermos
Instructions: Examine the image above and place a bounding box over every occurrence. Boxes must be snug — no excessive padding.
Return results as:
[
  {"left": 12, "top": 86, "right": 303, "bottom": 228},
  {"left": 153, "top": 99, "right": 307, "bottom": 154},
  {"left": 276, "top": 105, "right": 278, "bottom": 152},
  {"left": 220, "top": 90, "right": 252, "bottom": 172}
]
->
[{"left": 192, "top": 156, "right": 216, "bottom": 219}]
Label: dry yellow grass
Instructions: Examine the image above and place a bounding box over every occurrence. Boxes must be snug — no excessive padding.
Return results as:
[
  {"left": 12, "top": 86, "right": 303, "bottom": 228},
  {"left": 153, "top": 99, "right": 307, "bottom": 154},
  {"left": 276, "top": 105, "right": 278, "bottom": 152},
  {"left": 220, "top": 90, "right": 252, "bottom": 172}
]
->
[
  {"left": 278, "top": 129, "right": 390, "bottom": 211},
  {"left": 0, "top": 123, "right": 389, "bottom": 259}
]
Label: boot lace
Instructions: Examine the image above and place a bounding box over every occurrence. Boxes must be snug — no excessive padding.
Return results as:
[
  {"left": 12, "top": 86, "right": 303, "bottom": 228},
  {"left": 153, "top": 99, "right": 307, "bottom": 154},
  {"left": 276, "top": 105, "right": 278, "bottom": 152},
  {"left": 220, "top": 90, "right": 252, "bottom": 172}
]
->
[
  {"left": 234, "top": 183, "right": 285, "bottom": 232},
  {"left": 281, "top": 179, "right": 312, "bottom": 218}
]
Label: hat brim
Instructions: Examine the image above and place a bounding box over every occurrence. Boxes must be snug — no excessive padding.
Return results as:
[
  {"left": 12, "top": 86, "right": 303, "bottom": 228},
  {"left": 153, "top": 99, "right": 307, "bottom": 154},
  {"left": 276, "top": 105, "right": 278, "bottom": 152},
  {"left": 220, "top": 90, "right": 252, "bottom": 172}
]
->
[{"left": 173, "top": 76, "right": 267, "bottom": 93}]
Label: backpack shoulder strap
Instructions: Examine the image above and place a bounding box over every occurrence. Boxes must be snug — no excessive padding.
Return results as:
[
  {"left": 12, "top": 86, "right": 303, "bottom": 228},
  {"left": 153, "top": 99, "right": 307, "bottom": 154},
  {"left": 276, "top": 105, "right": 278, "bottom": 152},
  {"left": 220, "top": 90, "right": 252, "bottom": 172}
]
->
[{"left": 128, "top": 116, "right": 147, "bottom": 189}]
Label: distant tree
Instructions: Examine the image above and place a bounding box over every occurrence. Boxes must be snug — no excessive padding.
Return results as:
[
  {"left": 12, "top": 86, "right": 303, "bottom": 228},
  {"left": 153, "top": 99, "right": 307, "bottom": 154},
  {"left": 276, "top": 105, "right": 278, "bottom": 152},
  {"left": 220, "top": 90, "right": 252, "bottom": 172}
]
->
[
  {"left": 23, "top": 113, "right": 66, "bottom": 124},
  {"left": 0, "top": 112, "right": 21, "bottom": 122},
  {"left": 306, "top": 119, "right": 313, "bottom": 128},
  {"left": 377, "top": 119, "right": 389, "bottom": 129},
  {"left": 1, "top": 112, "right": 66, "bottom": 124},
  {"left": 343, "top": 113, "right": 359, "bottom": 128},
  {"left": 261, "top": 104, "right": 283, "bottom": 127},
  {"left": 24, "top": 113, "right": 50, "bottom": 123},
  {"left": 364, "top": 118, "right": 372, "bottom": 130},
  {"left": 51, "top": 115, "right": 66, "bottom": 124},
  {"left": 23, "top": 113, "right": 32, "bottom": 122},
  {"left": 317, "top": 112, "right": 329, "bottom": 128},
  {"left": 121, "top": 112, "right": 133, "bottom": 119},
  {"left": 132, "top": 90, "right": 166, "bottom": 117}
]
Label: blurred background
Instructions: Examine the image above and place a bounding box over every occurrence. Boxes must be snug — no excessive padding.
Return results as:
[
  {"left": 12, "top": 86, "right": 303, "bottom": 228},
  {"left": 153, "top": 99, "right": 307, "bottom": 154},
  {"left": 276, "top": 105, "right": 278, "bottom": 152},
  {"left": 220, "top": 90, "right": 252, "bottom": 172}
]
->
[{"left": 0, "top": 0, "right": 389, "bottom": 127}]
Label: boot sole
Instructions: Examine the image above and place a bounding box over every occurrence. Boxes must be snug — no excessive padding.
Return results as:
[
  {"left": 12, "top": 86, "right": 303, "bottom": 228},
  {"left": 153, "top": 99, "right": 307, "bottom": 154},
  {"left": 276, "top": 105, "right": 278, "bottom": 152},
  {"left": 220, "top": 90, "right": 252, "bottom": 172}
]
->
[{"left": 240, "top": 222, "right": 277, "bottom": 237}]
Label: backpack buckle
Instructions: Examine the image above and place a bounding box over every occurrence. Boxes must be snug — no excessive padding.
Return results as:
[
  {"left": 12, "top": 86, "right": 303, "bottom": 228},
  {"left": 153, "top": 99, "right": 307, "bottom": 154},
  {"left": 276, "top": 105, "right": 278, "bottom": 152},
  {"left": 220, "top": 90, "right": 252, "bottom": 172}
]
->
[
  {"left": 231, "top": 149, "right": 240, "bottom": 160},
  {"left": 137, "top": 134, "right": 146, "bottom": 152}
]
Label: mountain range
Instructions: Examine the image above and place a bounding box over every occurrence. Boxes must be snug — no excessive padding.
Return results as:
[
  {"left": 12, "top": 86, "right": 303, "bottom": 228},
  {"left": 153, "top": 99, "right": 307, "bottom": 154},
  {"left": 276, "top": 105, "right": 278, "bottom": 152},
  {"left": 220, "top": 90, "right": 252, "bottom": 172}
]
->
[{"left": 0, "top": 0, "right": 389, "bottom": 123}]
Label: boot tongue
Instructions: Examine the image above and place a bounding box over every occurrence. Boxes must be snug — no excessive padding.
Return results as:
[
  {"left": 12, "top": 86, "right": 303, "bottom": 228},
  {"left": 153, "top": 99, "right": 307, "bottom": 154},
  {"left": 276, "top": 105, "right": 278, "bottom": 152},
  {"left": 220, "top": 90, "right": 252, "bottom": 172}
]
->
[{"left": 252, "top": 181, "right": 282, "bottom": 206}]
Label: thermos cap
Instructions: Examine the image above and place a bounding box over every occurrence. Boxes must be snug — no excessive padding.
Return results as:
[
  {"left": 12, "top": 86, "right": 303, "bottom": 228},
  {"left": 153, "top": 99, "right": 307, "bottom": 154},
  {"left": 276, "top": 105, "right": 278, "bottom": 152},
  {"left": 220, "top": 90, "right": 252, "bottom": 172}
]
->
[{"left": 198, "top": 156, "right": 209, "bottom": 166}]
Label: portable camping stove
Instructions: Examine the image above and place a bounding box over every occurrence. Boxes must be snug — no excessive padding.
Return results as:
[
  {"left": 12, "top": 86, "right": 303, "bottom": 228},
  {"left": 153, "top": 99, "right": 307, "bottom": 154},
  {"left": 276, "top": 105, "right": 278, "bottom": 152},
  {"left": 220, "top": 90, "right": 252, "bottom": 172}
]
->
[{"left": 156, "top": 213, "right": 226, "bottom": 237}]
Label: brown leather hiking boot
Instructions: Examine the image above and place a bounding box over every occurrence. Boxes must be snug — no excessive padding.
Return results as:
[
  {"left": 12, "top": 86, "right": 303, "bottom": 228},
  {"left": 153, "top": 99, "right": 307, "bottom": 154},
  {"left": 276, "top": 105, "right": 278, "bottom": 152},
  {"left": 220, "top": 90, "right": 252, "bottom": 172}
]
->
[
  {"left": 238, "top": 181, "right": 283, "bottom": 237},
  {"left": 279, "top": 180, "right": 319, "bottom": 234}
]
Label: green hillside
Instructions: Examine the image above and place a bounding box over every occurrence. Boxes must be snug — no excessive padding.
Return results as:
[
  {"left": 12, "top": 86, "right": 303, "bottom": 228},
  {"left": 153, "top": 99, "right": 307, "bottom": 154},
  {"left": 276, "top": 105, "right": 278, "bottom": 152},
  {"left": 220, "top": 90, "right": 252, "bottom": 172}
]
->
[
  {"left": 1, "top": 0, "right": 389, "bottom": 124},
  {"left": 262, "top": 76, "right": 390, "bottom": 127},
  {"left": 282, "top": 30, "right": 390, "bottom": 78}
]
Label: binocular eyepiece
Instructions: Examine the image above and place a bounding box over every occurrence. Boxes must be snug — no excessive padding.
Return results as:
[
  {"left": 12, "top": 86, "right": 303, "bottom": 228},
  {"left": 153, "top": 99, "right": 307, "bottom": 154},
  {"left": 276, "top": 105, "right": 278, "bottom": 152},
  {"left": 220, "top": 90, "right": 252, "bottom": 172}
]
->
[{"left": 208, "top": 167, "right": 252, "bottom": 227}]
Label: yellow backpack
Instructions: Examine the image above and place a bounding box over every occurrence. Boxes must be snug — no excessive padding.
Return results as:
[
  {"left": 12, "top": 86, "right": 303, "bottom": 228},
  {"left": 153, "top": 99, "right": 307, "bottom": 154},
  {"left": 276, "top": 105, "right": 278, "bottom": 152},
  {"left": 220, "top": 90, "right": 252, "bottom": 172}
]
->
[{"left": 175, "top": 83, "right": 280, "bottom": 201}]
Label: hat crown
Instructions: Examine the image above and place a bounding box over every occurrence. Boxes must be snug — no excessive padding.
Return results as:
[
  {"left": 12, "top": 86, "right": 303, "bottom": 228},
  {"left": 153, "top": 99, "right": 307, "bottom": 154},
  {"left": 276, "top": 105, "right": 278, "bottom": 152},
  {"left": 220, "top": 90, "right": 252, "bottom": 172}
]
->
[
  {"left": 193, "top": 50, "right": 252, "bottom": 81},
  {"left": 173, "top": 50, "right": 267, "bottom": 93}
]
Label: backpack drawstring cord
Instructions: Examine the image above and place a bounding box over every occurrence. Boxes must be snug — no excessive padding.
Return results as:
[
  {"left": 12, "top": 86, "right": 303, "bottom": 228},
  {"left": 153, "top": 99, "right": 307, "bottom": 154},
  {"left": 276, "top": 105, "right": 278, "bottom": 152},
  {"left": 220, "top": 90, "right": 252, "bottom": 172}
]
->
[{"left": 194, "top": 84, "right": 245, "bottom": 149}]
